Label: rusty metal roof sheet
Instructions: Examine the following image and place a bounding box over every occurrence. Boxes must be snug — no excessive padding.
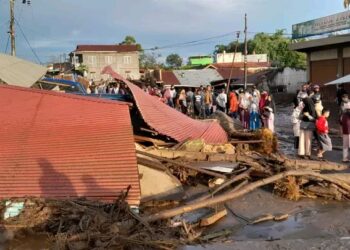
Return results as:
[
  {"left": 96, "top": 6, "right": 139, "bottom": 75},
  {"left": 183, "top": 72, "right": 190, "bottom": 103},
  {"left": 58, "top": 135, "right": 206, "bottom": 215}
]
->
[
  {"left": 0, "top": 85, "right": 140, "bottom": 205},
  {"left": 102, "top": 66, "right": 228, "bottom": 144}
]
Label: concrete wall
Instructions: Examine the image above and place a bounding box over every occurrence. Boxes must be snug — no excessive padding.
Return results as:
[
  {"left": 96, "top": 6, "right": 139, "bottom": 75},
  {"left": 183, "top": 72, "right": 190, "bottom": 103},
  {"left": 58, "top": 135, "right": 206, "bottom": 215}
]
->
[
  {"left": 80, "top": 51, "right": 140, "bottom": 80},
  {"left": 268, "top": 67, "right": 307, "bottom": 94},
  {"left": 216, "top": 52, "right": 268, "bottom": 63}
]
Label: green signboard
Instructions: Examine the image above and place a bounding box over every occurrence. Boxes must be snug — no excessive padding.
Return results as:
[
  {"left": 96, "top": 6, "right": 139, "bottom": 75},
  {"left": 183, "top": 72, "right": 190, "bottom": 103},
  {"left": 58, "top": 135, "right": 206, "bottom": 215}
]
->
[{"left": 292, "top": 10, "right": 350, "bottom": 39}]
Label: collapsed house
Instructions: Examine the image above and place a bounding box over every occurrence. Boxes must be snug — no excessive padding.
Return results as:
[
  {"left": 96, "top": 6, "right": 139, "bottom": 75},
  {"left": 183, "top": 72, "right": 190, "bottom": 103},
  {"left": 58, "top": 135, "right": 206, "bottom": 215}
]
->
[
  {"left": 102, "top": 66, "right": 228, "bottom": 144},
  {"left": 0, "top": 85, "right": 140, "bottom": 205}
]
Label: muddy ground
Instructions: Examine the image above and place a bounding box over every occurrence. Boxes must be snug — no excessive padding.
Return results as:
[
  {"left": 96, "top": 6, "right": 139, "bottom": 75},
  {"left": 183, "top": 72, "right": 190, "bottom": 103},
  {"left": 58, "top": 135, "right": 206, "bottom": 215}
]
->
[
  {"left": 184, "top": 103, "right": 350, "bottom": 249},
  {"left": 4, "top": 104, "right": 350, "bottom": 250}
]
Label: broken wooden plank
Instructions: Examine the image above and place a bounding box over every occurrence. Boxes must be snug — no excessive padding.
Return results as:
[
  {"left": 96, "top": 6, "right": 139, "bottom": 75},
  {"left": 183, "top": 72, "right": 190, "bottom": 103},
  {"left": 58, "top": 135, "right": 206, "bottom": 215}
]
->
[
  {"left": 230, "top": 140, "right": 263, "bottom": 144},
  {"left": 136, "top": 150, "right": 227, "bottom": 179},
  {"left": 134, "top": 135, "right": 175, "bottom": 147},
  {"left": 200, "top": 209, "right": 227, "bottom": 227}
]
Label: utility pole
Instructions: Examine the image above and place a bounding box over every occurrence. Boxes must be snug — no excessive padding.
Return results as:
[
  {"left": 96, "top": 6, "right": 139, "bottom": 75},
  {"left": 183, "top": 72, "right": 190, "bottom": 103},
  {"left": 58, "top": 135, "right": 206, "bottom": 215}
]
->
[
  {"left": 9, "top": 0, "right": 15, "bottom": 56},
  {"left": 243, "top": 13, "right": 248, "bottom": 90},
  {"left": 226, "top": 31, "right": 240, "bottom": 94}
]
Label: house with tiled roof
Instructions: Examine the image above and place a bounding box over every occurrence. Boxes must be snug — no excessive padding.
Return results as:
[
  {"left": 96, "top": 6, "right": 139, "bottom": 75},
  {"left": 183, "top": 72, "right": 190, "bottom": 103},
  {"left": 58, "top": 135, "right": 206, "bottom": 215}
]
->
[{"left": 70, "top": 44, "right": 140, "bottom": 81}]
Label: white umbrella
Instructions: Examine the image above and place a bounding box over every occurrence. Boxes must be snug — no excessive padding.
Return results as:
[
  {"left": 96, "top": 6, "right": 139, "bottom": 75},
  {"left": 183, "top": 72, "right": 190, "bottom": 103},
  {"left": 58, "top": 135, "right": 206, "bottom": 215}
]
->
[{"left": 324, "top": 74, "right": 350, "bottom": 86}]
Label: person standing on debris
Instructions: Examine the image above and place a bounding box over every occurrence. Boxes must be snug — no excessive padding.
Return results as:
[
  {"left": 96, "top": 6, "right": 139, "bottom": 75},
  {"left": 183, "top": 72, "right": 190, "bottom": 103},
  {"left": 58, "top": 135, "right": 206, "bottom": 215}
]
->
[
  {"left": 204, "top": 86, "right": 213, "bottom": 117},
  {"left": 298, "top": 98, "right": 317, "bottom": 159},
  {"left": 239, "top": 89, "right": 251, "bottom": 129},
  {"left": 252, "top": 85, "right": 261, "bottom": 103},
  {"left": 340, "top": 107, "right": 350, "bottom": 162},
  {"left": 249, "top": 95, "right": 260, "bottom": 131},
  {"left": 178, "top": 89, "right": 187, "bottom": 114},
  {"left": 216, "top": 88, "right": 227, "bottom": 113},
  {"left": 259, "top": 91, "right": 269, "bottom": 113},
  {"left": 291, "top": 101, "right": 304, "bottom": 151},
  {"left": 315, "top": 108, "right": 332, "bottom": 159},
  {"left": 229, "top": 88, "right": 239, "bottom": 119}
]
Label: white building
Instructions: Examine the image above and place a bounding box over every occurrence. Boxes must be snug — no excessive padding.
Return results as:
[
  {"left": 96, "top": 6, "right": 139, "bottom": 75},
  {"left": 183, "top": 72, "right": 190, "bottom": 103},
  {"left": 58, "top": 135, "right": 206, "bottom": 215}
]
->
[{"left": 216, "top": 51, "right": 268, "bottom": 64}]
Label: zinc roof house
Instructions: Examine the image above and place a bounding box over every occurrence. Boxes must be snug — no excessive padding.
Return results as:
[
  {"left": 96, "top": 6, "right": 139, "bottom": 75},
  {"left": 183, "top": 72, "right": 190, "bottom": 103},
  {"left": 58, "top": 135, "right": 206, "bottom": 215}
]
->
[{"left": 0, "top": 85, "right": 140, "bottom": 205}]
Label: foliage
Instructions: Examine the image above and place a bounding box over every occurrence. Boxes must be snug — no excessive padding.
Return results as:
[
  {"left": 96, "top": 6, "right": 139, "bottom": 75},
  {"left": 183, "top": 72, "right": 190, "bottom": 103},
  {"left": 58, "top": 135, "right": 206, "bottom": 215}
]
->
[
  {"left": 140, "top": 52, "right": 163, "bottom": 69},
  {"left": 345, "top": 0, "right": 350, "bottom": 8},
  {"left": 119, "top": 35, "right": 142, "bottom": 51},
  {"left": 165, "top": 53, "right": 183, "bottom": 68},
  {"left": 75, "top": 64, "right": 88, "bottom": 76},
  {"left": 214, "top": 30, "right": 306, "bottom": 69}
]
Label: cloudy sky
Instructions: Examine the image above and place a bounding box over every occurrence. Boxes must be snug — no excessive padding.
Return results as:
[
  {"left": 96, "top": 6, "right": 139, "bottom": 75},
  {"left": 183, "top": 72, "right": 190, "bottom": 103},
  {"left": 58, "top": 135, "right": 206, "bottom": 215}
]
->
[{"left": 0, "top": 0, "right": 346, "bottom": 63}]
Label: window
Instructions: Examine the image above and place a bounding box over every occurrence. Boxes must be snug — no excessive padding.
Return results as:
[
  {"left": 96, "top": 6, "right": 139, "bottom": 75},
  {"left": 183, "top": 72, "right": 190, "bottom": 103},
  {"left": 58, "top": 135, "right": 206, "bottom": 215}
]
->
[
  {"left": 123, "top": 56, "right": 131, "bottom": 64},
  {"left": 87, "top": 55, "right": 97, "bottom": 65},
  {"left": 105, "top": 55, "right": 113, "bottom": 64}
]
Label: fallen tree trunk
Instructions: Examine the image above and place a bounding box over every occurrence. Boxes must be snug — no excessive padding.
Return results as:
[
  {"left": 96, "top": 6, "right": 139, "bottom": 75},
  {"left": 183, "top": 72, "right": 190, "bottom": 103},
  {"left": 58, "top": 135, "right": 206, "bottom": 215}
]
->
[
  {"left": 136, "top": 150, "right": 227, "bottom": 179},
  {"left": 189, "top": 170, "right": 251, "bottom": 203},
  {"left": 144, "top": 170, "right": 350, "bottom": 222},
  {"left": 282, "top": 158, "right": 348, "bottom": 171}
]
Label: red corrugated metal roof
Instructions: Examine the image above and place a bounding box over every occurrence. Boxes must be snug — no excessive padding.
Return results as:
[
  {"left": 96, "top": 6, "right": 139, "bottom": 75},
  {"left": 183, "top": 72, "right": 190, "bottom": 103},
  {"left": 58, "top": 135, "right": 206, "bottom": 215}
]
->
[
  {"left": 102, "top": 66, "right": 228, "bottom": 144},
  {"left": 0, "top": 85, "right": 140, "bottom": 205},
  {"left": 161, "top": 71, "right": 180, "bottom": 85},
  {"left": 74, "top": 45, "right": 138, "bottom": 53}
]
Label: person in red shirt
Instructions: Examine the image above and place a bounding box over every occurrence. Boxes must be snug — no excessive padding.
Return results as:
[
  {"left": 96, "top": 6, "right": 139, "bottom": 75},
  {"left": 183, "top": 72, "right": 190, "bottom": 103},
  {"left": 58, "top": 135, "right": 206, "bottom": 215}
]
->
[
  {"left": 315, "top": 108, "right": 332, "bottom": 159},
  {"left": 229, "top": 89, "right": 239, "bottom": 119}
]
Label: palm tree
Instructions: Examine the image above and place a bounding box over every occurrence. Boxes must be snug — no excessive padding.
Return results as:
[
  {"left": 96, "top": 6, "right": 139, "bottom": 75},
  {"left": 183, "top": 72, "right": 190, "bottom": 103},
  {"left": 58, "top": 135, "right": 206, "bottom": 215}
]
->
[{"left": 345, "top": 0, "right": 350, "bottom": 9}]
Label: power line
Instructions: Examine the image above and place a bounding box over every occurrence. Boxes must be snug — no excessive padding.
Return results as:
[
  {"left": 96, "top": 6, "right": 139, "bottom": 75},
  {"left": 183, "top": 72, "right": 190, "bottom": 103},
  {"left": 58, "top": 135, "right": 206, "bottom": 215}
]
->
[{"left": 14, "top": 18, "right": 42, "bottom": 64}]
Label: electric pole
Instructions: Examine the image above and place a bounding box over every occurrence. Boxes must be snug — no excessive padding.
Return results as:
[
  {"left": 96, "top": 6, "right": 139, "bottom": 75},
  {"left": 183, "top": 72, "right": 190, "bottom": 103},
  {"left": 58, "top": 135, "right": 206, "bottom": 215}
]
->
[
  {"left": 9, "top": 0, "right": 15, "bottom": 56},
  {"left": 226, "top": 31, "right": 240, "bottom": 94},
  {"left": 243, "top": 13, "right": 248, "bottom": 90}
]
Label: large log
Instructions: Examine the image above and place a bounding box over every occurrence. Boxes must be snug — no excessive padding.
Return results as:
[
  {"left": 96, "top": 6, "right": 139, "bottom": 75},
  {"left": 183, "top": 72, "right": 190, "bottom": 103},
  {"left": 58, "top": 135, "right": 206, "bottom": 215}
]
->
[{"left": 143, "top": 170, "right": 350, "bottom": 222}]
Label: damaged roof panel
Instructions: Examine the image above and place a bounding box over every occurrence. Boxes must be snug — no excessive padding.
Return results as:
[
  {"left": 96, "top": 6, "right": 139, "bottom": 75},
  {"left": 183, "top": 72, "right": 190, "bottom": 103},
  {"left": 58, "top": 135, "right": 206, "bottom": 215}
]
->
[
  {"left": 0, "top": 85, "right": 140, "bottom": 205},
  {"left": 102, "top": 66, "right": 228, "bottom": 144}
]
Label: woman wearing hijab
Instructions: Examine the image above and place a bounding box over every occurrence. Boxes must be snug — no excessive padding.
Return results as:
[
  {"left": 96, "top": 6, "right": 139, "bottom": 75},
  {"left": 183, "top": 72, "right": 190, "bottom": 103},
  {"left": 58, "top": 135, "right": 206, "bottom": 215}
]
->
[
  {"left": 178, "top": 89, "right": 188, "bottom": 114},
  {"left": 298, "top": 97, "right": 317, "bottom": 159}
]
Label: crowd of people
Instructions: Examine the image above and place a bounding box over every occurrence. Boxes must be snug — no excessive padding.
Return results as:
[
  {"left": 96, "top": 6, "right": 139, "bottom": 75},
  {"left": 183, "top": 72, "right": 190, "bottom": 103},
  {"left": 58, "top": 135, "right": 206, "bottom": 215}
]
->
[
  {"left": 291, "top": 83, "right": 350, "bottom": 161},
  {"left": 86, "top": 79, "right": 129, "bottom": 95},
  {"left": 139, "top": 84, "right": 275, "bottom": 133}
]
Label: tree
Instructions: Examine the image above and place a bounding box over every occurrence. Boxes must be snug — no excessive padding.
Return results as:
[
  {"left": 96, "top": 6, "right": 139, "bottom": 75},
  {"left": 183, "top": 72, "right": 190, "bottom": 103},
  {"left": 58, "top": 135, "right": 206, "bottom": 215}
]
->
[
  {"left": 119, "top": 35, "right": 142, "bottom": 51},
  {"left": 345, "top": 0, "right": 350, "bottom": 8},
  {"left": 140, "top": 52, "right": 162, "bottom": 69},
  {"left": 214, "top": 30, "right": 306, "bottom": 69},
  {"left": 165, "top": 53, "right": 183, "bottom": 68}
]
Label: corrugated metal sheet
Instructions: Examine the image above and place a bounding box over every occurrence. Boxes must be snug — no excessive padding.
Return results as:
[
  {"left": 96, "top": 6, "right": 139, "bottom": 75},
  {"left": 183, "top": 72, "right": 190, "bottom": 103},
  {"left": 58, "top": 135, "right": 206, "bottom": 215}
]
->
[
  {"left": 0, "top": 85, "right": 140, "bottom": 205},
  {"left": 0, "top": 53, "right": 47, "bottom": 88},
  {"left": 173, "top": 69, "right": 223, "bottom": 88},
  {"left": 102, "top": 66, "right": 228, "bottom": 144}
]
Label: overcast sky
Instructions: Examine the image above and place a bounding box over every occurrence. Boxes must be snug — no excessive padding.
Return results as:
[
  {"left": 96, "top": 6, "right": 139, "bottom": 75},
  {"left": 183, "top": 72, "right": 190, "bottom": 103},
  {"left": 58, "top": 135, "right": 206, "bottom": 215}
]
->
[{"left": 0, "top": 0, "right": 346, "bottom": 63}]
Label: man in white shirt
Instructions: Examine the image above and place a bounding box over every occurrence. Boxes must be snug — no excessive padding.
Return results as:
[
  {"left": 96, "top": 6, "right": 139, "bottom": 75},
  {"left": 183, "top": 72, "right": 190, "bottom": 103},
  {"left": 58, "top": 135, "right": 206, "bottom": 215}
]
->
[{"left": 216, "top": 88, "right": 227, "bottom": 113}]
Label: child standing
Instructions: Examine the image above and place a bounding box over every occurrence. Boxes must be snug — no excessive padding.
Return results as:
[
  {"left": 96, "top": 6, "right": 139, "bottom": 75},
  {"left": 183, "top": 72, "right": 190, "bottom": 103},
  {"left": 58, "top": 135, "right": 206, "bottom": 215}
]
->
[
  {"left": 341, "top": 108, "right": 350, "bottom": 162},
  {"left": 291, "top": 102, "right": 304, "bottom": 150},
  {"left": 315, "top": 109, "right": 332, "bottom": 159}
]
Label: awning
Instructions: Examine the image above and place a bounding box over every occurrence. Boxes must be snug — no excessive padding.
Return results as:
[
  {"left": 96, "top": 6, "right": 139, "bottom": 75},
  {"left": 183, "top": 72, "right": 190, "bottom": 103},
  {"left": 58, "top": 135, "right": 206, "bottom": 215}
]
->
[
  {"left": 0, "top": 53, "right": 47, "bottom": 88},
  {"left": 324, "top": 75, "right": 350, "bottom": 86}
]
